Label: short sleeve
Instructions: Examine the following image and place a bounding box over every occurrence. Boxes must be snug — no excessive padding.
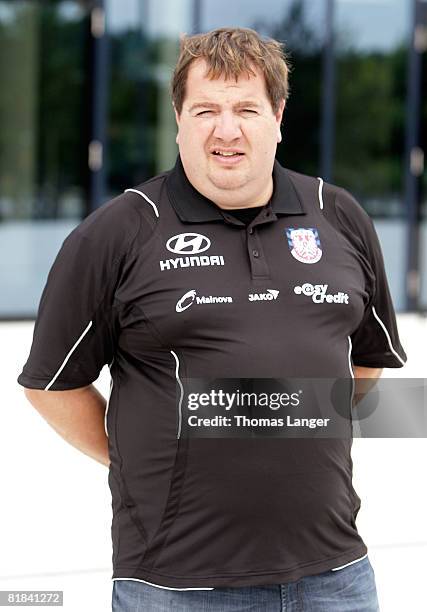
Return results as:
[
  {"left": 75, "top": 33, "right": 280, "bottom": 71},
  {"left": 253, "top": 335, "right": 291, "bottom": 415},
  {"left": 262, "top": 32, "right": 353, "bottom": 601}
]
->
[
  {"left": 335, "top": 188, "right": 407, "bottom": 368},
  {"left": 17, "top": 195, "right": 142, "bottom": 390}
]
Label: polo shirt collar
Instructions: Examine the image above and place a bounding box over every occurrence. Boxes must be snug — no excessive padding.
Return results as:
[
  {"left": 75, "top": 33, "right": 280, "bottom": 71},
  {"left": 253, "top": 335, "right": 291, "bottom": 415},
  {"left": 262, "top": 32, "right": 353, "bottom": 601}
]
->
[{"left": 166, "top": 154, "right": 306, "bottom": 223}]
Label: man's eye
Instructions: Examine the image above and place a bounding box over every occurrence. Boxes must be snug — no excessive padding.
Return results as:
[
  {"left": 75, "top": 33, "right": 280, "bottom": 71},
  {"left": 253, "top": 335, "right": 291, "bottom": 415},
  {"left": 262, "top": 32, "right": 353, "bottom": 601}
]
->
[
  {"left": 240, "top": 109, "right": 257, "bottom": 114},
  {"left": 196, "top": 110, "right": 213, "bottom": 116}
]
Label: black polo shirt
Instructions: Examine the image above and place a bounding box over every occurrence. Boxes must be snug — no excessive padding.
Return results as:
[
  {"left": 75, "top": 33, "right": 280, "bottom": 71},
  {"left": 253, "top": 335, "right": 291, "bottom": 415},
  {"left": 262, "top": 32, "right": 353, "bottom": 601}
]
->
[{"left": 17, "top": 155, "right": 407, "bottom": 590}]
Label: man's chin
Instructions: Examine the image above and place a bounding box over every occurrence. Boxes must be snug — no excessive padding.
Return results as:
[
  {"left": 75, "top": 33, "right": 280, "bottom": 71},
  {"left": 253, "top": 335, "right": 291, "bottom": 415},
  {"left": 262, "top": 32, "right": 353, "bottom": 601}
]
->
[{"left": 208, "top": 170, "right": 248, "bottom": 192}]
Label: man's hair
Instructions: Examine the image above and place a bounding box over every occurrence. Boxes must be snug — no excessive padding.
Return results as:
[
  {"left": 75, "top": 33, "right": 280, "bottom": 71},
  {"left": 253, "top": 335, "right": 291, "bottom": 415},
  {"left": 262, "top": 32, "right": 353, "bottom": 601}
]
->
[{"left": 171, "top": 27, "right": 292, "bottom": 115}]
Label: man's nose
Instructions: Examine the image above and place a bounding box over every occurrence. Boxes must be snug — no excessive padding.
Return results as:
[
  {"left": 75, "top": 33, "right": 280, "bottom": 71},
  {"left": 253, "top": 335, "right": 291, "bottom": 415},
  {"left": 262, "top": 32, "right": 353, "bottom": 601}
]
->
[{"left": 212, "top": 111, "right": 242, "bottom": 141}]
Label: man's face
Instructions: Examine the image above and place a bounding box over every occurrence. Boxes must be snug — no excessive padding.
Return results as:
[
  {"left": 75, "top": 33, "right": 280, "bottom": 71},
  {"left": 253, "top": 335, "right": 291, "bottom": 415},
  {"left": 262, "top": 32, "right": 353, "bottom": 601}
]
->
[{"left": 174, "top": 59, "right": 285, "bottom": 209}]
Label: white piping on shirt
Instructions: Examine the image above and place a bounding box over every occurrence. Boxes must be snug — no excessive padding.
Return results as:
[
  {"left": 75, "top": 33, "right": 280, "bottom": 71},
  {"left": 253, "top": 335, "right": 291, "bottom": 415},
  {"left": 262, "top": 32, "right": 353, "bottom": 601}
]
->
[
  {"left": 371, "top": 306, "right": 406, "bottom": 366},
  {"left": 124, "top": 188, "right": 160, "bottom": 218},
  {"left": 316, "top": 177, "right": 324, "bottom": 210},
  {"left": 170, "top": 350, "right": 183, "bottom": 439},
  {"left": 347, "top": 336, "right": 356, "bottom": 436},
  {"left": 104, "top": 358, "right": 114, "bottom": 438},
  {"left": 112, "top": 577, "right": 214, "bottom": 590},
  {"left": 331, "top": 553, "right": 368, "bottom": 571},
  {"left": 112, "top": 556, "right": 368, "bottom": 588},
  {"left": 44, "top": 320, "right": 93, "bottom": 390},
  {"left": 347, "top": 335, "right": 355, "bottom": 380}
]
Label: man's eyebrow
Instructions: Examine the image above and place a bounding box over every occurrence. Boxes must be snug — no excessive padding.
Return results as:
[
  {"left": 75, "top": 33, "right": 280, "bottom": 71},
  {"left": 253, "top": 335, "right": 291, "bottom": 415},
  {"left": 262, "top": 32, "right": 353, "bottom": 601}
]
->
[
  {"left": 188, "top": 102, "right": 220, "bottom": 112},
  {"left": 188, "top": 100, "right": 262, "bottom": 112},
  {"left": 234, "top": 100, "right": 262, "bottom": 108}
]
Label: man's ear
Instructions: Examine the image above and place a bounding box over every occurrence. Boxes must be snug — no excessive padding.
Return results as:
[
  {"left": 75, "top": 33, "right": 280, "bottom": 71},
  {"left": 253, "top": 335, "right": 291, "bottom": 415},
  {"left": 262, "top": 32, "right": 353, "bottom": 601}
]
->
[
  {"left": 276, "top": 99, "right": 286, "bottom": 143},
  {"left": 173, "top": 104, "right": 180, "bottom": 144},
  {"left": 275, "top": 99, "right": 285, "bottom": 123}
]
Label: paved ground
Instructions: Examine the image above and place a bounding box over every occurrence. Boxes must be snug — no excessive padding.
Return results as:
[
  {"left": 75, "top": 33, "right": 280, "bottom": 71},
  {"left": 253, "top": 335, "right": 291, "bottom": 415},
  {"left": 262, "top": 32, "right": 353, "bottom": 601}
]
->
[{"left": 1, "top": 315, "right": 426, "bottom": 611}]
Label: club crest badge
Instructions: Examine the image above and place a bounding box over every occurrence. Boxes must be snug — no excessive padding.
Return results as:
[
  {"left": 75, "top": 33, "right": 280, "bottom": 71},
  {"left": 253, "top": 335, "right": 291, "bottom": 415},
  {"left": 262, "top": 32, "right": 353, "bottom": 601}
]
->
[{"left": 285, "top": 227, "right": 322, "bottom": 264}]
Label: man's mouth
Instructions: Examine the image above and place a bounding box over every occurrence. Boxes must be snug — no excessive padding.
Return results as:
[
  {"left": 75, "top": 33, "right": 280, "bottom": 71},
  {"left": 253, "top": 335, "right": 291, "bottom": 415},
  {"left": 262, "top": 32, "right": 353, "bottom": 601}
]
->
[{"left": 212, "top": 151, "right": 244, "bottom": 157}]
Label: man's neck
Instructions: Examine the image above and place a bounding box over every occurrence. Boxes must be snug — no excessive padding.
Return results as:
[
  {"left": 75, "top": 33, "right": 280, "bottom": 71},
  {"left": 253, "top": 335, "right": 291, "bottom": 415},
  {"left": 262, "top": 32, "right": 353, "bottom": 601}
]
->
[{"left": 205, "top": 176, "right": 274, "bottom": 210}]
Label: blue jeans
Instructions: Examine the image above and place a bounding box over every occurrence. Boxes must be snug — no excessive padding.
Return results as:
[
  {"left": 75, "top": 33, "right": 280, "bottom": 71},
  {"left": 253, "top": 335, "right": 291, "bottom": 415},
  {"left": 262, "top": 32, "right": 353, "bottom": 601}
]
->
[{"left": 112, "top": 555, "right": 380, "bottom": 611}]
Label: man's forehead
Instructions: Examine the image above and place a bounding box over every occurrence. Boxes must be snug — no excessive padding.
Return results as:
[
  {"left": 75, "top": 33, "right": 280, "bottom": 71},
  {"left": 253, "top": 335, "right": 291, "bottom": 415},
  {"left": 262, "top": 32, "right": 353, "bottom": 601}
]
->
[
  {"left": 187, "top": 58, "right": 264, "bottom": 84},
  {"left": 185, "top": 59, "right": 268, "bottom": 105}
]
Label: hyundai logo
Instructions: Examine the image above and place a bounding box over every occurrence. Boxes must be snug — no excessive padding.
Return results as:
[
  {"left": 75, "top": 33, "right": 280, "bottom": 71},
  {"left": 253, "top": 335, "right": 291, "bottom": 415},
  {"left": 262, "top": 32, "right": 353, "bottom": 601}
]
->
[{"left": 166, "top": 233, "right": 211, "bottom": 255}]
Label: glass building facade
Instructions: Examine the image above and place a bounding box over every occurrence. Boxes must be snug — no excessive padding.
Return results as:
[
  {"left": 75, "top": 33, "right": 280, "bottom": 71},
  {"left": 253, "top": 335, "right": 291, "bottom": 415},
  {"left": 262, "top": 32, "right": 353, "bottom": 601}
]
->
[{"left": 0, "top": 0, "right": 426, "bottom": 317}]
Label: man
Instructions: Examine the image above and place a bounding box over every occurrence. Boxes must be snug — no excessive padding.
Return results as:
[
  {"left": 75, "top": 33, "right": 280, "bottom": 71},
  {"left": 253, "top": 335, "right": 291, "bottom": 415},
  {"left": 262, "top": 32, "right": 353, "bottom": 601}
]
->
[{"left": 18, "top": 27, "right": 406, "bottom": 611}]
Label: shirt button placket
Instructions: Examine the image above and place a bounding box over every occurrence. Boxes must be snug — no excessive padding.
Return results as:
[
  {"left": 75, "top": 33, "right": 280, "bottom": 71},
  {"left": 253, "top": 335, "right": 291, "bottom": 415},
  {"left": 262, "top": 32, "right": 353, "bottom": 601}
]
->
[{"left": 247, "top": 227, "right": 270, "bottom": 279}]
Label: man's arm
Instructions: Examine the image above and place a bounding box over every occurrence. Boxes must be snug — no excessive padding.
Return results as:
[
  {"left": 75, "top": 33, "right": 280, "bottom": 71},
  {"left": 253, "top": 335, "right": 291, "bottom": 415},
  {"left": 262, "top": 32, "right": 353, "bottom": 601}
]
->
[
  {"left": 353, "top": 365, "right": 382, "bottom": 406},
  {"left": 23, "top": 385, "right": 110, "bottom": 468}
]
